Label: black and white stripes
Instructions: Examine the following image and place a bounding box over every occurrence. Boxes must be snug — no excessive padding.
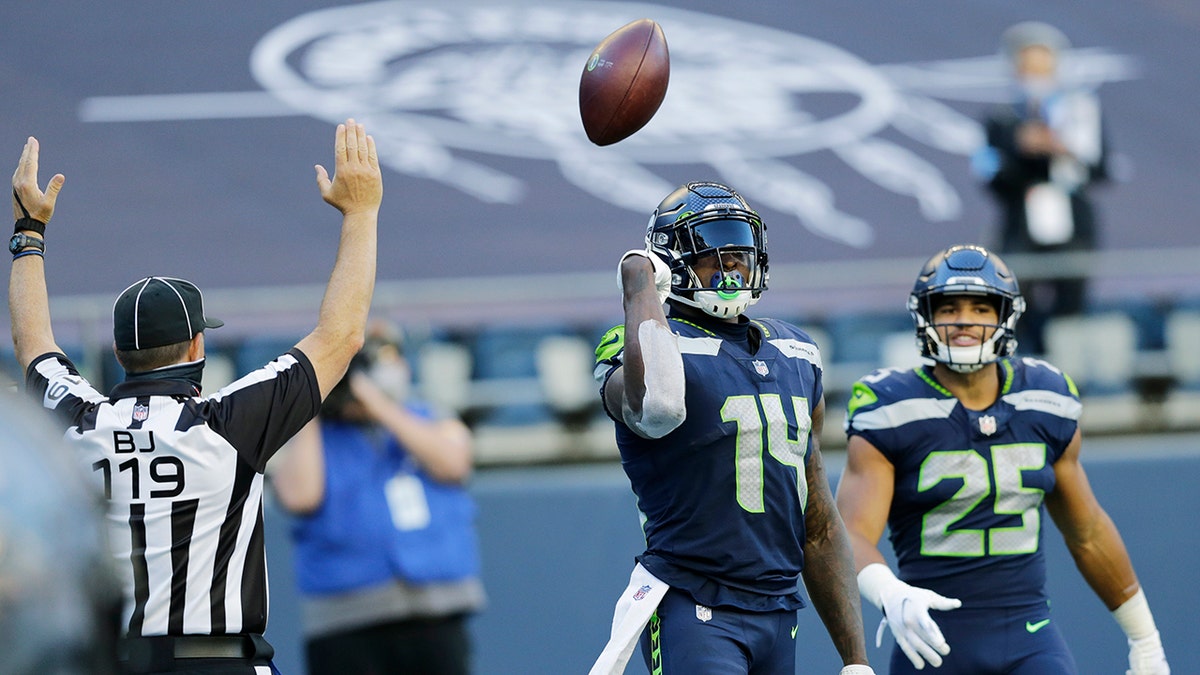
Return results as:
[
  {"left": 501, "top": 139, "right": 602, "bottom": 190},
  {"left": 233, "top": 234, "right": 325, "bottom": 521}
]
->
[{"left": 26, "top": 349, "right": 320, "bottom": 639}]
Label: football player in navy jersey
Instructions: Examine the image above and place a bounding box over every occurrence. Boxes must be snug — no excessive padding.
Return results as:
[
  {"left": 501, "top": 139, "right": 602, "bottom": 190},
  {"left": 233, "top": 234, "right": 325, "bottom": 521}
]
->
[
  {"left": 589, "top": 182, "right": 873, "bottom": 675},
  {"left": 835, "top": 245, "right": 1169, "bottom": 674}
]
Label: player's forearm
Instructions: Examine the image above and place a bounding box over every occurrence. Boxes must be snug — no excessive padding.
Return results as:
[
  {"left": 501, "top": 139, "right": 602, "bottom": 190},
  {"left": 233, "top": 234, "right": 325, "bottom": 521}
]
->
[
  {"left": 299, "top": 212, "right": 377, "bottom": 397},
  {"left": 618, "top": 261, "right": 683, "bottom": 437},
  {"left": 618, "top": 258, "right": 667, "bottom": 401},
  {"left": 803, "top": 474, "right": 869, "bottom": 664},
  {"left": 803, "top": 530, "right": 870, "bottom": 664},
  {"left": 9, "top": 253, "right": 59, "bottom": 370},
  {"left": 1066, "top": 511, "right": 1140, "bottom": 610}
]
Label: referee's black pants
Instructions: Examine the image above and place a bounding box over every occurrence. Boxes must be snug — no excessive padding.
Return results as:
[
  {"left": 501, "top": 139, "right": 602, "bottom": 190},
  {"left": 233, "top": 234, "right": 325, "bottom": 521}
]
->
[{"left": 305, "top": 614, "right": 471, "bottom": 675}]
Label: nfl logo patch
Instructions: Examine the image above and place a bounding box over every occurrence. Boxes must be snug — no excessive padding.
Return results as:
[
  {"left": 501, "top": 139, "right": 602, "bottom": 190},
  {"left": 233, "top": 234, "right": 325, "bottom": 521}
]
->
[
  {"left": 979, "top": 415, "right": 997, "bottom": 435},
  {"left": 632, "top": 584, "right": 651, "bottom": 601},
  {"left": 132, "top": 403, "right": 150, "bottom": 422},
  {"left": 695, "top": 604, "right": 712, "bottom": 622},
  {"left": 753, "top": 360, "right": 769, "bottom": 376}
]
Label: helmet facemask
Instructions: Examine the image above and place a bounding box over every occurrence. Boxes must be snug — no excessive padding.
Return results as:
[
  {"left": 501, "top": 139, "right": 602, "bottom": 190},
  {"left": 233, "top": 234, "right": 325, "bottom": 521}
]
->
[
  {"left": 910, "top": 292, "right": 1025, "bottom": 373},
  {"left": 647, "top": 183, "right": 768, "bottom": 319}
]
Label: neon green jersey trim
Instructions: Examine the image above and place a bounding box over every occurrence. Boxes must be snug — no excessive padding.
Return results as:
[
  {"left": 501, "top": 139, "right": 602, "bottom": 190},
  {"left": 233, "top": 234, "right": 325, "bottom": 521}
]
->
[{"left": 594, "top": 325, "right": 625, "bottom": 364}]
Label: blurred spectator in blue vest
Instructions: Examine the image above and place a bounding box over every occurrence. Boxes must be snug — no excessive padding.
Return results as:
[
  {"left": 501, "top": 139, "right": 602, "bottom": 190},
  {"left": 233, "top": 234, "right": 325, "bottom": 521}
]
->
[
  {"left": 271, "top": 321, "right": 484, "bottom": 675},
  {"left": 973, "top": 21, "right": 1110, "bottom": 354}
]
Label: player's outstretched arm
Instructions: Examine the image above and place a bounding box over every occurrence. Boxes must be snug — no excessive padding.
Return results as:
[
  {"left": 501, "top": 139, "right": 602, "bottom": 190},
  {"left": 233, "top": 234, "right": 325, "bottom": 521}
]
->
[
  {"left": 801, "top": 401, "right": 873, "bottom": 671},
  {"left": 1044, "top": 429, "right": 1169, "bottom": 675},
  {"left": 9, "top": 136, "right": 66, "bottom": 370},
  {"left": 295, "top": 119, "right": 383, "bottom": 400},
  {"left": 837, "top": 434, "right": 961, "bottom": 670},
  {"left": 603, "top": 249, "right": 684, "bottom": 439}
]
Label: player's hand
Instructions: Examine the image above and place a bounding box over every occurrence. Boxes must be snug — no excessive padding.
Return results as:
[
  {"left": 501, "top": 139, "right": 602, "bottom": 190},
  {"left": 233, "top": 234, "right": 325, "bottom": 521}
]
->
[
  {"left": 838, "top": 666, "right": 876, "bottom": 675},
  {"left": 316, "top": 118, "right": 383, "bottom": 217},
  {"left": 617, "top": 248, "right": 671, "bottom": 305},
  {"left": 878, "top": 582, "right": 960, "bottom": 670},
  {"left": 859, "top": 564, "right": 961, "bottom": 670},
  {"left": 1126, "top": 630, "right": 1169, "bottom": 675},
  {"left": 11, "top": 136, "right": 65, "bottom": 225}
]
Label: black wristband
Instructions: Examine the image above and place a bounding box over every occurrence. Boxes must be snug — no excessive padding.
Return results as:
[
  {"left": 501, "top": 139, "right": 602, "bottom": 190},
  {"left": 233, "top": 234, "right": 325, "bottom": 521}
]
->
[
  {"left": 14, "top": 217, "right": 46, "bottom": 236},
  {"left": 12, "top": 189, "right": 47, "bottom": 235}
]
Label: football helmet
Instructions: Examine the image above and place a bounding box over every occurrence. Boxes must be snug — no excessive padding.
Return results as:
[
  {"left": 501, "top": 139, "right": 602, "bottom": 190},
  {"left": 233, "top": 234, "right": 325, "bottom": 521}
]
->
[
  {"left": 645, "top": 182, "right": 768, "bottom": 318},
  {"left": 908, "top": 245, "right": 1025, "bottom": 373}
]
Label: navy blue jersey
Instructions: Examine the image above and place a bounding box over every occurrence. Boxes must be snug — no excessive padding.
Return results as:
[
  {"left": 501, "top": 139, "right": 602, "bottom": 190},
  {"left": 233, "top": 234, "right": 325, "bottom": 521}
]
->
[
  {"left": 844, "top": 357, "right": 1081, "bottom": 608},
  {"left": 597, "top": 314, "right": 824, "bottom": 612}
]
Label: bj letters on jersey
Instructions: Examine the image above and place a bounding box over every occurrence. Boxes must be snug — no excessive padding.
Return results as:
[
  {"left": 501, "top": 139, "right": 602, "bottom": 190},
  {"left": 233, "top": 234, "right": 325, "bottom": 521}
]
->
[{"left": 26, "top": 348, "right": 320, "bottom": 637}]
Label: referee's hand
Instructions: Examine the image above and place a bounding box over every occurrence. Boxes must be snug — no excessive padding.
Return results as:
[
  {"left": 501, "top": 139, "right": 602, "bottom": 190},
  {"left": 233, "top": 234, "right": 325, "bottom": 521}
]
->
[
  {"left": 12, "top": 136, "right": 65, "bottom": 225},
  {"left": 315, "top": 118, "right": 382, "bottom": 217}
]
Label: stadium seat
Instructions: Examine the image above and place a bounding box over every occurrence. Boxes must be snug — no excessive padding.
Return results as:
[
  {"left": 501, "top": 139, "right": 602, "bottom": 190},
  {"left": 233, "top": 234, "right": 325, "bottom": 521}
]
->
[
  {"left": 1087, "top": 297, "right": 1167, "bottom": 351},
  {"left": 200, "top": 345, "right": 238, "bottom": 393},
  {"left": 824, "top": 311, "right": 912, "bottom": 366},
  {"left": 1163, "top": 308, "right": 1200, "bottom": 429},
  {"left": 414, "top": 338, "right": 474, "bottom": 417},
  {"left": 880, "top": 330, "right": 925, "bottom": 371},
  {"left": 823, "top": 312, "right": 912, "bottom": 431},
  {"left": 233, "top": 335, "right": 301, "bottom": 378},
  {"left": 468, "top": 324, "right": 559, "bottom": 428},
  {"left": 1043, "top": 311, "right": 1143, "bottom": 432},
  {"left": 535, "top": 334, "right": 597, "bottom": 417}
]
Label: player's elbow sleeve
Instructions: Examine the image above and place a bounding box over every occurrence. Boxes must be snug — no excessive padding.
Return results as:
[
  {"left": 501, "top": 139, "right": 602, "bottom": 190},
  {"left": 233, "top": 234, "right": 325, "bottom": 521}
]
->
[
  {"left": 625, "top": 320, "right": 686, "bottom": 438},
  {"left": 628, "top": 391, "right": 686, "bottom": 438}
]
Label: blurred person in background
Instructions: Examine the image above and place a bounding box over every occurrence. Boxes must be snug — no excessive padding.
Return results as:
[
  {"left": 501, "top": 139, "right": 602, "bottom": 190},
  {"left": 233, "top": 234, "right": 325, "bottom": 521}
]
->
[
  {"left": 0, "top": 388, "right": 122, "bottom": 675},
  {"left": 972, "top": 21, "right": 1110, "bottom": 355},
  {"left": 271, "top": 321, "right": 485, "bottom": 675}
]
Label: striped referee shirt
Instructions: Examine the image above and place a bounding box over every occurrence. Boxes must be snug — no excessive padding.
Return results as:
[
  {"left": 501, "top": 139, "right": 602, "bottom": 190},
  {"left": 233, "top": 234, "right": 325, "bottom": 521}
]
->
[{"left": 25, "top": 348, "right": 320, "bottom": 638}]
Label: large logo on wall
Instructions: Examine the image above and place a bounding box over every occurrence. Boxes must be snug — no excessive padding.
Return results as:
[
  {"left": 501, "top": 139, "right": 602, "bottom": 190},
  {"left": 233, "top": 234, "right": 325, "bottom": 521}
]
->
[{"left": 82, "top": 1, "right": 1137, "bottom": 248}]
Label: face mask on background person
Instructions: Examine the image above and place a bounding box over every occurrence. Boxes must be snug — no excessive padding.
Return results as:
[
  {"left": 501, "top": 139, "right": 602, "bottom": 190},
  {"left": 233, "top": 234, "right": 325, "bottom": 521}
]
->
[{"left": 370, "top": 358, "right": 411, "bottom": 403}]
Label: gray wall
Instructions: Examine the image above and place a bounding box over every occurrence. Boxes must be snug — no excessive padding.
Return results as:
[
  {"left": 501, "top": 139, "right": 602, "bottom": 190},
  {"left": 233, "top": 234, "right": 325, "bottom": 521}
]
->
[{"left": 264, "top": 434, "right": 1199, "bottom": 674}]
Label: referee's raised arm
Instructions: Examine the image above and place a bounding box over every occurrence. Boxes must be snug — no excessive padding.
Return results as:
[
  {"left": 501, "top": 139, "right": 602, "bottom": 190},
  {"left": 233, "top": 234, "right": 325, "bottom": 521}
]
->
[
  {"left": 8, "top": 135, "right": 65, "bottom": 370},
  {"left": 295, "top": 118, "right": 383, "bottom": 401}
]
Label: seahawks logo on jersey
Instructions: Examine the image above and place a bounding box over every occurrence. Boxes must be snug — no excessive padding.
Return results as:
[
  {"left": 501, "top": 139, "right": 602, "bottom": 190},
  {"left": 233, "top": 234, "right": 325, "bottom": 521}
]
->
[{"left": 594, "top": 325, "right": 625, "bottom": 382}]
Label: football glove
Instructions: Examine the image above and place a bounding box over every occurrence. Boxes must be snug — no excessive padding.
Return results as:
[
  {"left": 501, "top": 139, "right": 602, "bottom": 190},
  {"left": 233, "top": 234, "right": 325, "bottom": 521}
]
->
[
  {"left": 1126, "top": 631, "right": 1169, "bottom": 675},
  {"left": 839, "top": 666, "right": 876, "bottom": 675},
  {"left": 618, "top": 248, "right": 671, "bottom": 306},
  {"left": 1113, "top": 588, "right": 1169, "bottom": 675},
  {"left": 858, "top": 563, "right": 961, "bottom": 670}
]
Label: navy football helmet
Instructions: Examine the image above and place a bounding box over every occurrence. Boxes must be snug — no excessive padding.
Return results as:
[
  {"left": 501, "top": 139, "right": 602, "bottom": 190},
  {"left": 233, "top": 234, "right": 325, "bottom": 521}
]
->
[
  {"left": 908, "top": 245, "right": 1025, "bottom": 372},
  {"left": 645, "top": 182, "right": 768, "bottom": 318}
]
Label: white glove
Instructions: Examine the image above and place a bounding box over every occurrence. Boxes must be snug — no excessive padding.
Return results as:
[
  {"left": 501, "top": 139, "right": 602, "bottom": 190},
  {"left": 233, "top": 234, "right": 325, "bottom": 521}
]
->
[
  {"left": 1126, "top": 631, "right": 1169, "bottom": 675},
  {"left": 839, "top": 666, "right": 876, "bottom": 675},
  {"left": 1113, "top": 588, "right": 1169, "bottom": 675},
  {"left": 618, "top": 248, "right": 672, "bottom": 305},
  {"left": 858, "top": 564, "right": 961, "bottom": 670}
]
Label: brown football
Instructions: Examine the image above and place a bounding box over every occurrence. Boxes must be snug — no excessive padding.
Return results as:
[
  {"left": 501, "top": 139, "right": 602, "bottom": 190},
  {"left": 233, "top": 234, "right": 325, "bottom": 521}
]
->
[{"left": 579, "top": 19, "right": 670, "bottom": 146}]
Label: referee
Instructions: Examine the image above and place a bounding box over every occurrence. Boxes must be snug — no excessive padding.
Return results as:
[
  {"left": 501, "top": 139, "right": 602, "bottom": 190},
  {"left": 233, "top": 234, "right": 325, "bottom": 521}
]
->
[{"left": 8, "top": 120, "right": 382, "bottom": 674}]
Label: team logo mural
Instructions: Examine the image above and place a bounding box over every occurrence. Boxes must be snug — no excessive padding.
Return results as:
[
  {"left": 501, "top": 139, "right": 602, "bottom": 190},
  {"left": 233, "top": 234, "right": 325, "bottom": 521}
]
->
[{"left": 82, "top": 1, "right": 1138, "bottom": 249}]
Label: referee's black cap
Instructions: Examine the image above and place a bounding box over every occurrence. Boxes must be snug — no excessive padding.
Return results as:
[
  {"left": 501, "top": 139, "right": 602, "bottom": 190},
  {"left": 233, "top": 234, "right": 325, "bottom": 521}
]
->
[{"left": 112, "top": 276, "right": 224, "bottom": 351}]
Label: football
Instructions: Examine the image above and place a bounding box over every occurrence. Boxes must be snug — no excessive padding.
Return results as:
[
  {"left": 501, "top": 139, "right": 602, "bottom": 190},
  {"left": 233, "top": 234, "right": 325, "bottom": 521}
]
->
[{"left": 579, "top": 18, "right": 670, "bottom": 146}]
